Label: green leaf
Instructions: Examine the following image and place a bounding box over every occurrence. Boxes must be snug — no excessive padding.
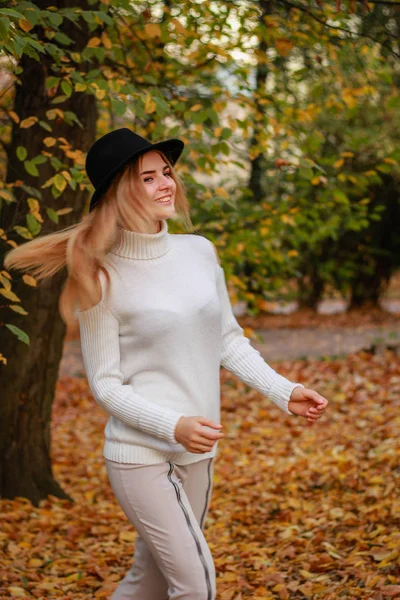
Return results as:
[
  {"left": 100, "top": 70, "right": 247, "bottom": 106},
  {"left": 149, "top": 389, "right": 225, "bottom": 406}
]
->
[
  {"left": 221, "top": 128, "right": 232, "bottom": 140},
  {"left": 38, "top": 120, "right": 52, "bottom": 132},
  {"left": 32, "top": 154, "right": 47, "bottom": 165},
  {"left": 333, "top": 189, "right": 349, "bottom": 204},
  {"left": 50, "top": 95, "right": 68, "bottom": 104},
  {"left": 93, "top": 10, "right": 113, "bottom": 26},
  {"left": 26, "top": 213, "right": 41, "bottom": 236},
  {"left": 46, "top": 207, "right": 59, "bottom": 224},
  {"left": 300, "top": 158, "right": 315, "bottom": 169},
  {"left": 45, "top": 76, "right": 60, "bottom": 89},
  {"left": 61, "top": 80, "right": 72, "bottom": 97},
  {"left": 0, "top": 9, "right": 25, "bottom": 19},
  {"left": 27, "top": 39, "right": 45, "bottom": 54},
  {"left": 54, "top": 32, "right": 73, "bottom": 46},
  {"left": 24, "top": 160, "right": 39, "bottom": 177},
  {"left": 110, "top": 97, "right": 126, "bottom": 117},
  {"left": 5, "top": 323, "right": 30, "bottom": 345},
  {"left": 387, "top": 96, "right": 400, "bottom": 110},
  {"left": 13, "top": 225, "right": 33, "bottom": 239},
  {"left": 16, "top": 147, "right": 27, "bottom": 161},
  {"left": 298, "top": 167, "right": 313, "bottom": 180},
  {"left": 46, "top": 11, "right": 63, "bottom": 28}
]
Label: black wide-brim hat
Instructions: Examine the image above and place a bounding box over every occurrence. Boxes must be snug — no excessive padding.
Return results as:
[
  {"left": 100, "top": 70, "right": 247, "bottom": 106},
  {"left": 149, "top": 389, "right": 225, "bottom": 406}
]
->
[{"left": 85, "top": 128, "right": 185, "bottom": 212}]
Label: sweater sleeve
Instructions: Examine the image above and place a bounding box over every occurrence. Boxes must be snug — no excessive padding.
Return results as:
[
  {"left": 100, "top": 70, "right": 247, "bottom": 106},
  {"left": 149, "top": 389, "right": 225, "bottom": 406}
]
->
[
  {"left": 215, "top": 263, "right": 304, "bottom": 415},
  {"left": 78, "top": 300, "right": 186, "bottom": 445}
]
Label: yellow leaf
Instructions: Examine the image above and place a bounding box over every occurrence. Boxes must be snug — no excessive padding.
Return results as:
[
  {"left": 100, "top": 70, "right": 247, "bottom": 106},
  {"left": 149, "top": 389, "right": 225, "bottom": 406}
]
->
[
  {"left": 214, "top": 127, "right": 222, "bottom": 137},
  {"left": 190, "top": 104, "right": 203, "bottom": 112},
  {"left": 145, "top": 94, "right": 156, "bottom": 114},
  {"left": 311, "top": 176, "right": 320, "bottom": 185},
  {"left": 64, "top": 573, "right": 81, "bottom": 583},
  {"left": 101, "top": 31, "right": 112, "bottom": 49},
  {"left": 281, "top": 214, "right": 295, "bottom": 226},
  {"left": 70, "top": 52, "right": 80, "bottom": 62},
  {"left": 10, "top": 305, "right": 28, "bottom": 315},
  {"left": 334, "top": 158, "right": 344, "bottom": 169},
  {"left": 0, "top": 276, "right": 11, "bottom": 291},
  {"left": 28, "top": 558, "right": 43, "bottom": 567},
  {"left": 9, "top": 111, "right": 20, "bottom": 124},
  {"left": 243, "top": 327, "right": 254, "bottom": 338},
  {"left": 288, "top": 249, "right": 298, "bottom": 257},
  {"left": 0, "top": 190, "right": 14, "bottom": 202},
  {"left": 19, "top": 18, "right": 34, "bottom": 32},
  {"left": 43, "top": 137, "right": 56, "bottom": 147},
  {"left": 95, "top": 88, "right": 106, "bottom": 100},
  {"left": 60, "top": 170, "right": 72, "bottom": 181},
  {"left": 22, "top": 274, "right": 37, "bottom": 287},
  {"left": 0, "top": 288, "right": 20, "bottom": 302},
  {"left": 46, "top": 108, "right": 64, "bottom": 120},
  {"left": 341, "top": 151, "right": 354, "bottom": 157},
  {"left": 56, "top": 207, "right": 73, "bottom": 215},
  {"left": 7, "top": 587, "right": 26, "bottom": 597},
  {"left": 41, "top": 176, "right": 55, "bottom": 189},
  {"left": 0, "top": 353, "right": 7, "bottom": 365},
  {"left": 144, "top": 23, "right": 162, "bottom": 38},
  {"left": 119, "top": 531, "right": 136, "bottom": 542},
  {"left": 27, "top": 198, "right": 40, "bottom": 211},
  {"left": 20, "top": 116, "right": 38, "bottom": 129},
  {"left": 54, "top": 174, "right": 67, "bottom": 192},
  {"left": 87, "top": 36, "right": 101, "bottom": 47},
  {"left": 75, "top": 82, "right": 87, "bottom": 92},
  {"left": 215, "top": 187, "right": 229, "bottom": 198}
]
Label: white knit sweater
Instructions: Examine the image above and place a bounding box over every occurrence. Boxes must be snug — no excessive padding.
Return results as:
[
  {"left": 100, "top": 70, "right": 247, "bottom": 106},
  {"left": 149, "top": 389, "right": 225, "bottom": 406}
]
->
[{"left": 78, "top": 219, "right": 304, "bottom": 465}]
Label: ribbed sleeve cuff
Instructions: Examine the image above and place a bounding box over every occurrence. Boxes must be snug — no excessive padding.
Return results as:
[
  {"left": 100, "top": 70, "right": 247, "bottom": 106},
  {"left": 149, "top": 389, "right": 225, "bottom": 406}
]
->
[
  {"left": 139, "top": 410, "right": 186, "bottom": 445},
  {"left": 268, "top": 381, "right": 305, "bottom": 414}
]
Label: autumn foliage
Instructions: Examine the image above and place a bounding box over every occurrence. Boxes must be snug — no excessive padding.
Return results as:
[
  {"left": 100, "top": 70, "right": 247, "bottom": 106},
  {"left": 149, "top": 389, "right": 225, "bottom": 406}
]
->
[{"left": 1, "top": 348, "right": 399, "bottom": 599}]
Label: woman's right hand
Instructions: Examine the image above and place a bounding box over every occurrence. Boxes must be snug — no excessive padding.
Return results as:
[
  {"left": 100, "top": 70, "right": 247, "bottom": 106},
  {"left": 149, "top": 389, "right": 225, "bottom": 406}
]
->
[{"left": 174, "top": 416, "right": 224, "bottom": 453}]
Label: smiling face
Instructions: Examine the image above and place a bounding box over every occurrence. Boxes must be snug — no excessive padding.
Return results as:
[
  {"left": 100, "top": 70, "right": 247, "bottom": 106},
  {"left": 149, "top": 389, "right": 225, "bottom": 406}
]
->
[{"left": 136, "top": 150, "right": 177, "bottom": 231}]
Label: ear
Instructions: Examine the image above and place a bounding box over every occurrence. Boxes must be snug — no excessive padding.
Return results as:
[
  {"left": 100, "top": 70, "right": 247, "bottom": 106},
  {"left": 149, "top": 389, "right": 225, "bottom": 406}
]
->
[{"left": 211, "top": 242, "right": 221, "bottom": 266}]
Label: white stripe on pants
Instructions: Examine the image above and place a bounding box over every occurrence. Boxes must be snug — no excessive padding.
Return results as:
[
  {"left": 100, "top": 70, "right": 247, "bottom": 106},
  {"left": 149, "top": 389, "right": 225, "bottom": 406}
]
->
[{"left": 105, "top": 457, "right": 216, "bottom": 600}]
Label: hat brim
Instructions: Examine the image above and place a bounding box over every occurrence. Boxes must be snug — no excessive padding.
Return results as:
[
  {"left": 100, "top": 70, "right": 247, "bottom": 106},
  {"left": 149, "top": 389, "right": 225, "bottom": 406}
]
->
[{"left": 88, "top": 139, "right": 184, "bottom": 212}]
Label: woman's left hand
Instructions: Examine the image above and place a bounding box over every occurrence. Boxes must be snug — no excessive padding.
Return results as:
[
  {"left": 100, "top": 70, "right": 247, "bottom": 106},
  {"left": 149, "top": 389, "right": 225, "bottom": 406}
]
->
[{"left": 288, "top": 386, "right": 329, "bottom": 424}]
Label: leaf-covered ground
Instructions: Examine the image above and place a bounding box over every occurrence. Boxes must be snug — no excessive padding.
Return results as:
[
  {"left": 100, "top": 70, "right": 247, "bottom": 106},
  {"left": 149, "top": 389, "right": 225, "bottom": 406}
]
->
[{"left": 1, "top": 349, "right": 400, "bottom": 599}]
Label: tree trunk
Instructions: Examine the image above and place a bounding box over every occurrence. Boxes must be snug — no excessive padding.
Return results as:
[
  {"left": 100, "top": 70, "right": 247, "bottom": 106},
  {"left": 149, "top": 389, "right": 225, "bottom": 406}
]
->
[
  {"left": 0, "top": 1, "right": 99, "bottom": 505},
  {"left": 248, "top": 0, "right": 271, "bottom": 201},
  {"left": 297, "top": 270, "right": 325, "bottom": 311}
]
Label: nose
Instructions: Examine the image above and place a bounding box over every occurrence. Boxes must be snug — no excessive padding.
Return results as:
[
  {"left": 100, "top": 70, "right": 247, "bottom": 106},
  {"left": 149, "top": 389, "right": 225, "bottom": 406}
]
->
[{"left": 160, "top": 176, "right": 173, "bottom": 190}]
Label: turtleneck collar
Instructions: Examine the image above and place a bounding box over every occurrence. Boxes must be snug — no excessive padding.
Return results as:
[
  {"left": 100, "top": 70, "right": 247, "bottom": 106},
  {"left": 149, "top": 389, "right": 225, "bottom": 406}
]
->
[{"left": 110, "top": 219, "right": 171, "bottom": 260}]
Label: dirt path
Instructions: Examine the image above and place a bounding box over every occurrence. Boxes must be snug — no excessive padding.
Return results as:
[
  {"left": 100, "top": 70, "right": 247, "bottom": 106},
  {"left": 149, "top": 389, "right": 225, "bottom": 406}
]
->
[
  {"left": 60, "top": 322, "right": 400, "bottom": 378},
  {"left": 251, "top": 324, "right": 400, "bottom": 361}
]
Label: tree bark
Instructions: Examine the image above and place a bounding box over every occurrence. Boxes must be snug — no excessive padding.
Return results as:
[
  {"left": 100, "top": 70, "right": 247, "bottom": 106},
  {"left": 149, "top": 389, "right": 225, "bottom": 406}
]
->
[
  {"left": 248, "top": 0, "right": 271, "bottom": 200},
  {"left": 0, "top": 0, "right": 99, "bottom": 505}
]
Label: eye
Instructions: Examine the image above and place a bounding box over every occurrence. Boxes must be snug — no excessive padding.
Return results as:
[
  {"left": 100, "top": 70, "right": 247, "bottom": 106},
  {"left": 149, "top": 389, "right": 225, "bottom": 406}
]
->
[
  {"left": 144, "top": 177, "right": 153, "bottom": 183},
  {"left": 164, "top": 170, "right": 171, "bottom": 177}
]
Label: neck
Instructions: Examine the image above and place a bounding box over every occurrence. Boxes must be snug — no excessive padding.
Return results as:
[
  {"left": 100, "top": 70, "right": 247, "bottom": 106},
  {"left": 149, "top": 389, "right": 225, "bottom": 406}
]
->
[{"left": 111, "top": 219, "right": 171, "bottom": 260}]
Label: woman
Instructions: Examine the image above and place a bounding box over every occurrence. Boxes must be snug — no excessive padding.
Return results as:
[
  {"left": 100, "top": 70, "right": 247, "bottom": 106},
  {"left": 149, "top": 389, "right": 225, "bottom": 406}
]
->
[{"left": 5, "top": 128, "right": 328, "bottom": 600}]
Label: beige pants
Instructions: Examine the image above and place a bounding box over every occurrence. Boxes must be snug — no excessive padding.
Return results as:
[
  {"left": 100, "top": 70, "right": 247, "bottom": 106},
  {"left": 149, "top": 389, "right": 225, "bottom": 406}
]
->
[{"left": 105, "top": 458, "right": 216, "bottom": 600}]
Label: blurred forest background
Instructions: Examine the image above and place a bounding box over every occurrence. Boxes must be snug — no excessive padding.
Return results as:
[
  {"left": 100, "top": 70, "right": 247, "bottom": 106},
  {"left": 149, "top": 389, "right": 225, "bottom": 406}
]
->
[{"left": 0, "top": 1, "right": 399, "bottom": 598}]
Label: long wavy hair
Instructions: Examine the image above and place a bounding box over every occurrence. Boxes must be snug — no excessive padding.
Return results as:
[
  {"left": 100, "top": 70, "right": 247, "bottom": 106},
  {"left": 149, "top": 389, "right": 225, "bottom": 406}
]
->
[{"left": 3, "top": 150, "right": 193, "bottom": 326}]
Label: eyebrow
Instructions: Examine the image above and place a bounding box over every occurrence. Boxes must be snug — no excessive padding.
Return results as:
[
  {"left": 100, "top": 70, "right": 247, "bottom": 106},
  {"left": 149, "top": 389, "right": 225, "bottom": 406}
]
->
[{"left": 140, "top": 165, "right": 170, "bottom": 175}]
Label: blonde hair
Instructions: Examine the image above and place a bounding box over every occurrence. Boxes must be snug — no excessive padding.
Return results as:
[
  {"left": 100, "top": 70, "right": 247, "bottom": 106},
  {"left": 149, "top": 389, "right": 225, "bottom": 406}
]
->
[{"left": 4, "top": 150, "right": 193, "bottom": 326}]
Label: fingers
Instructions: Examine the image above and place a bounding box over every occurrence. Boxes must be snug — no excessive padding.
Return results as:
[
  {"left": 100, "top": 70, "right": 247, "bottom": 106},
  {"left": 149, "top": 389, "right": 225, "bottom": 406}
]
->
[
  {"left": 198, "top": 417, "right": 223, "bottom": 430},
  {"left": 198, "top": 427, "right": 225, "bottom": 441},
  {"left": 191, "top": 444, "right": 215, "bottom": 453},
  {"left": 307, "top": 390, "right": 328, "bottom": 407},
  {"left": 305, "top": 407, "right": 324, "bottom": 422}
]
